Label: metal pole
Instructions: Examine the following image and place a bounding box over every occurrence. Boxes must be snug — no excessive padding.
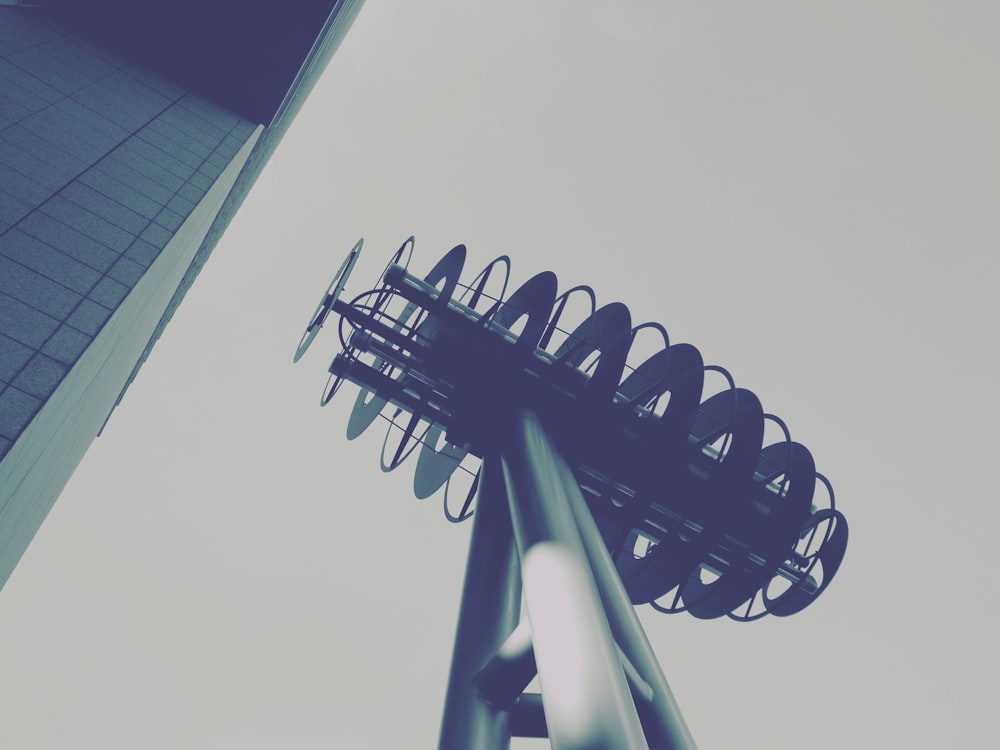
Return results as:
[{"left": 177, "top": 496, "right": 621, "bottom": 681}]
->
[
  {"left": 501, "top": 409, "right": 649, "bottom": 750},
  {"left": 438, "top": 455, "right": 521, "bottom": 750},
  {"left": 558, "top": 456, "right": 698, "bottom": 750}
]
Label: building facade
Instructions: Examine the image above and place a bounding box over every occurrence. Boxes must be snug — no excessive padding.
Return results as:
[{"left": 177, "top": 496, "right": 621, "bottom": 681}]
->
[{"left": 0, "top": 2, "right": 363, "bottom": 588}]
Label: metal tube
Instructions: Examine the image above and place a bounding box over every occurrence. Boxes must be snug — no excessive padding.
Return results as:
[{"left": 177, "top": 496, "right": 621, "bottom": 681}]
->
[
  {"left": 475, "top": 619, "right": 537, "bottom": 710},
  {"left": 476, "top": 619, "right": 655, "bottom": 710},
  {"left": 501, "top": 409, "right": 649, "bottom": 750},
  {"left": 438, "top": 456, "right": 520, "bottom": 750},
  {"left": 558, "top": 457, "right": 698, "bottom": 750},
  {"left": 616, "top": 644, "right": 655, "bottom": 705}
]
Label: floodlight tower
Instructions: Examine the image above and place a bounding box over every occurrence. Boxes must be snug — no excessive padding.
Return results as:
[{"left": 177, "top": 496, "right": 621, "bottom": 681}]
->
[{"left": 294, "top": 237, "right": 848, "bottom": 750}]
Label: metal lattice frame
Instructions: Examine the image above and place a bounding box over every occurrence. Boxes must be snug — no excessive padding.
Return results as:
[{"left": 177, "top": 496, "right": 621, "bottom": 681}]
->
[{"left": 294, "top": 237, "right": 848, "bottom": 749}]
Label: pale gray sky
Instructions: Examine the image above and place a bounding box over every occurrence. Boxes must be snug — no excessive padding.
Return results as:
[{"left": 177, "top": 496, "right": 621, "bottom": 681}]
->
[{"left": 1, "top": 2, "right": 998, "bottom": 748}]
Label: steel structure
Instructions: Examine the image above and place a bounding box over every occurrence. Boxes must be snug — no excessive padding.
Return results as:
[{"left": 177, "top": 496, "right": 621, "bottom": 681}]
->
[{"left": 294, "top": 237, "right": 848, "bottom": 749}]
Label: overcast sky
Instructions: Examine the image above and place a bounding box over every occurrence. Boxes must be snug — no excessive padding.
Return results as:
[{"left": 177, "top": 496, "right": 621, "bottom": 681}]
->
[{"left": 1, "top": 2, "right": 998, "bottom": 748}]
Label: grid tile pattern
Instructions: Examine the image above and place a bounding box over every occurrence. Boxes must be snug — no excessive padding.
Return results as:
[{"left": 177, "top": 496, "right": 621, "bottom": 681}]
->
[{"left": 0, "top": 10, "right": 256, "bottom": 458}]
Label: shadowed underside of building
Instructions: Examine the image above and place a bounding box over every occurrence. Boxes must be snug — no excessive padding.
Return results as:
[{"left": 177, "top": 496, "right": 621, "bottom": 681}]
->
[{"left": 0, "top": 1, "right": 364, "bottom": 589}]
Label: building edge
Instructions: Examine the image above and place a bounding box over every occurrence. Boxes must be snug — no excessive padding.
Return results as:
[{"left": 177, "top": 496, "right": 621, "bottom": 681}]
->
[
  {"left": 0, "top": 1, "right": 365, "bottom": 589},
  {"left": 104, "top": 0, "right": 366, "bottom": 428}
]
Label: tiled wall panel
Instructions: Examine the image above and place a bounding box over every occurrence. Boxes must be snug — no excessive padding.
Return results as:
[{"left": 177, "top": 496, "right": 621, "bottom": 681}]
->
[{"left": 0, "top": 9, "right": 257, "bottom": 458}]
